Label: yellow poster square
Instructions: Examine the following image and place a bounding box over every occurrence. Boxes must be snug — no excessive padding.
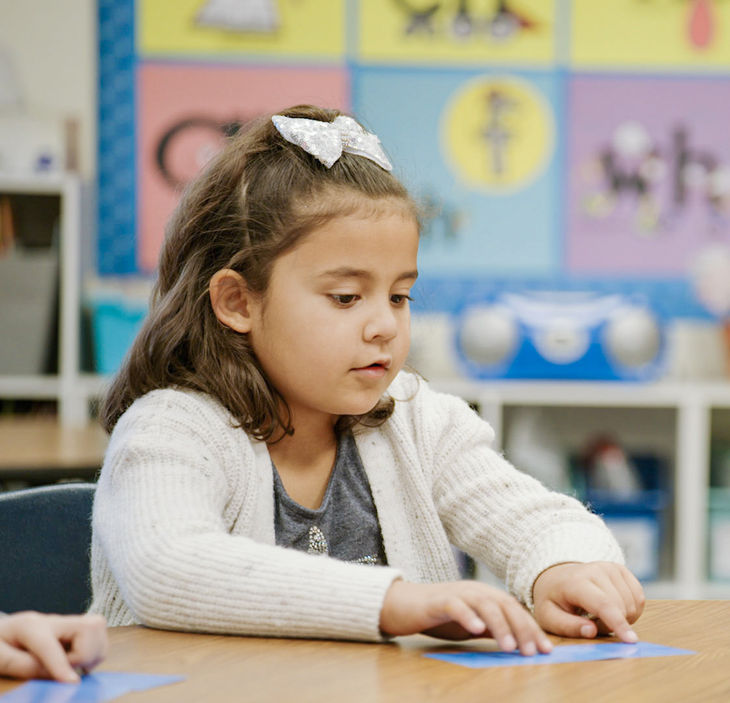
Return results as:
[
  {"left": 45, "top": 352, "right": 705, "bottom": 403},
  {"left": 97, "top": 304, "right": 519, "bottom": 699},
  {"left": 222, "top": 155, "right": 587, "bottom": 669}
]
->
[
  {"left": 139, "top": 0, "right": 344, "bottom": 59},
  {"left": 572, "top": 0, "right": 730, "bottom": 68},
  {"left": 358, "top": 0, "right": 555, "bottom": 65}
]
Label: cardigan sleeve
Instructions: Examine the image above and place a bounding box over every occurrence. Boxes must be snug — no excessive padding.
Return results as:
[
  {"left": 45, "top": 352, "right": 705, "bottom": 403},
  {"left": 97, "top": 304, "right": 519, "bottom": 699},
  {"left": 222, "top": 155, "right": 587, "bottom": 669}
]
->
[
  {"left": 91, "top": 390, "right": 401, "bottom": 641},
  {"left": 412, "top": 383, "right": 624, "bottom": 610}
]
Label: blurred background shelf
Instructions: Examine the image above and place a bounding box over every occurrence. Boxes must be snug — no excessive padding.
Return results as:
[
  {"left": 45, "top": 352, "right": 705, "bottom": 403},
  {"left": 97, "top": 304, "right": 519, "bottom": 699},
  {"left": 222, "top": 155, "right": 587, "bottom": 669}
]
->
[
  {"left": 0, "top": 173, "right": 87, "bottom": 425},
  {"left": 432, "top": 378, "right": 730, "bottom": 599}
]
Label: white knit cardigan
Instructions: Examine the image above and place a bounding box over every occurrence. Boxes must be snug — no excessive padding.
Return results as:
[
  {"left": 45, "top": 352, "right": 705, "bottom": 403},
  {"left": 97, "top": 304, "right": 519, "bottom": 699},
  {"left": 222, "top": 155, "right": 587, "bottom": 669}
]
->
[{"left": 89, "top": 372, "right": 623, "bottom": 641}]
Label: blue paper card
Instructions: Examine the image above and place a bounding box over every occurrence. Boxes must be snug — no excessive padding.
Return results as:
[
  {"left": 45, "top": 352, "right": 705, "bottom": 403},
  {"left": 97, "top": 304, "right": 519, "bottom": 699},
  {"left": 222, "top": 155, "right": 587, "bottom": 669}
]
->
[
  {"left": 0, "top": 672, "right": 184, "bottom": 702},
  {"left": 424, "top": 641, "right": 695, "bottom": 668}
]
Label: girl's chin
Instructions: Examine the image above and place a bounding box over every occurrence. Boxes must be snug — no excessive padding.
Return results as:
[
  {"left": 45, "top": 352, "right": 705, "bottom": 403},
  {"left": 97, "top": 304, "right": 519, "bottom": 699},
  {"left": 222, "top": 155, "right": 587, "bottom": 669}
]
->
[
  {"left": 336, "top": 398, "right": 384, "bottom": 418},
  {"left": 337, "top": 406, "right": 379, "bottom": 418}
]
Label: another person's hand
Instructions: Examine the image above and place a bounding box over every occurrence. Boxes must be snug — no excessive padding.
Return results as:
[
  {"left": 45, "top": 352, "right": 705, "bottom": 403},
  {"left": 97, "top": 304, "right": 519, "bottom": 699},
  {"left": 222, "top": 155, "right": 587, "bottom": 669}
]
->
[
  {"left": 0, "top": 612, "right": 108, "bottom": 682},
  {"left": 379, "top": 579, "right": 553, "bottom": 655},
  {"left": 532, "top": 561, "right": 645, "bottom": 643}
]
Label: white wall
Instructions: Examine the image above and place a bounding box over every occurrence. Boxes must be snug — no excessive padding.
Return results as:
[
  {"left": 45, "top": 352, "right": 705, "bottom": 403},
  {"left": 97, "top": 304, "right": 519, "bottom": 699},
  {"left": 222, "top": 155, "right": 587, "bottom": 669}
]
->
[{"left": 0, "top": 0, "right": 96, "bottom": 178}]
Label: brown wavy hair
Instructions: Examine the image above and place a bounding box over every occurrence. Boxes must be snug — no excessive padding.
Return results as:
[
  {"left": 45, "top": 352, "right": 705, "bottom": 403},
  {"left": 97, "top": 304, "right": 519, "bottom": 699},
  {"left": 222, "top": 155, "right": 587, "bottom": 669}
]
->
[{"left": 100, "top": 105, "right": 419, "bottom": 440}]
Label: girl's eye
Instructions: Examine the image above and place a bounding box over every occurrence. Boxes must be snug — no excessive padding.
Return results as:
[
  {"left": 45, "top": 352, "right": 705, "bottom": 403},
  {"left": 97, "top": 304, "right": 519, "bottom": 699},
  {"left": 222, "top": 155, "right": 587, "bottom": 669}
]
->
[
  {"left": 391, "top": 294, "right": 413, "bottom": 306},
  {"left": 330, "top": 294, "right": 358, "bottom": 306}
]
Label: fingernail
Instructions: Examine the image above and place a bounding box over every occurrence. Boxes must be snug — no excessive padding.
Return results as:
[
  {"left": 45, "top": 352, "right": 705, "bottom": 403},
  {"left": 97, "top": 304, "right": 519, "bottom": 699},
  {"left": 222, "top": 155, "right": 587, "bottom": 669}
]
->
[
  {"left": 624, "top": 629, "right": 639, "bottom": 643},
  {"left": 541, "top": 638, "right": 554, "bottom": 653},
  {"left": 64, "top": 671, "right": 80, "bottom": 684},
  {"left": 580, "top": 624, "right": 594, "bottom": 638},
  {"left": 470, "top": 617, "right": 486, "bottom": 633},
  {"left": 501, "top": 635, "right": 517, "bottom": 651},
  {"left": 523, "top": 642, "right": 537, "bottom": 656}
]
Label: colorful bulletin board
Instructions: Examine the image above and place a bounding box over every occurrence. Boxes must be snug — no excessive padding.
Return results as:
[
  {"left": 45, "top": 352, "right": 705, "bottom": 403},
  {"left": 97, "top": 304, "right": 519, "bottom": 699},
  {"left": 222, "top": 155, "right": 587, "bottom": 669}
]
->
[
  {"left": 571, "top": 0, "right": 730, "bottom": 69},
  {"left": 358, "top": 0, "right": 557, "bottom": 65},
  {"left": 138, "top": 0, "right": 345, "bottom": 58},
  {"left": 137, "top": 63, "right": 348, "bottom": 270},
  {"left": 99, "top": 0, "right": 730, "bottom": 339}
]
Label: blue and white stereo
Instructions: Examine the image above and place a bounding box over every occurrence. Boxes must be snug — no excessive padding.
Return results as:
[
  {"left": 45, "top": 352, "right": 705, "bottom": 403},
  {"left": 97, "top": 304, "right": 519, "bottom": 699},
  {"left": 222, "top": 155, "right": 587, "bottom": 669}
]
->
[{"left": 455, "top": 291, "right": 665, "bottom": 381}]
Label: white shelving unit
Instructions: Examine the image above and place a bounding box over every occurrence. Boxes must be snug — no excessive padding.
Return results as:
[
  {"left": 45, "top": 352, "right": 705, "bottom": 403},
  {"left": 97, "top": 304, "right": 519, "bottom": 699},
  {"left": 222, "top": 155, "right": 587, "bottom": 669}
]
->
[
  {"left": 0, "top": 173, "right": 102, "bottom": 426},
  {"left": 431, "top": 378, "right": 730, "bottom": 599}
]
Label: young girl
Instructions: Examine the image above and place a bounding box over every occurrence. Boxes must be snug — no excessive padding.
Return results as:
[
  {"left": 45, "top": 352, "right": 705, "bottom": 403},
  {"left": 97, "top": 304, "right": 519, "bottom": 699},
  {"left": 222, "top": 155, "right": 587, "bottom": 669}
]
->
[{"left": 90, "top": 105, "right": 644, "bottom": 655}]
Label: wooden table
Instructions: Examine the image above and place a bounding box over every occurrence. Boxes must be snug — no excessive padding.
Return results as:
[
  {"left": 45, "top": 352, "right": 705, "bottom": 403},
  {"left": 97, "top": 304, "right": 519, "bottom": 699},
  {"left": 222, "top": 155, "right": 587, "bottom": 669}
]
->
[
  {"left": 1, "top": 600, "right": 728, "bottom": 702},
  {"left": 0, "top": 417, "right": 107, "bottom": 482}
]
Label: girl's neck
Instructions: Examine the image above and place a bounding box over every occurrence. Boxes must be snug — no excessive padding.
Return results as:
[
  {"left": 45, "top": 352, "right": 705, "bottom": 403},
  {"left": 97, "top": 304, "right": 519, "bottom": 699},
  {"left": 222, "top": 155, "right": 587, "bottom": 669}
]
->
[
  {"left": 266, "top": 413, "right": 340, "bottom": 510},
  {"left": 266, "top": 410, "right": 339, "bottom": 471}
]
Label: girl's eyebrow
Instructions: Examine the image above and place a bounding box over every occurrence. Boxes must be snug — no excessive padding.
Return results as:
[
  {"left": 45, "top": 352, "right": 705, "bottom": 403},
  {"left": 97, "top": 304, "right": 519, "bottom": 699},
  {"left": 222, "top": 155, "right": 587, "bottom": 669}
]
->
[{"left": 318, "top": 267, "right": 419, "bottom": 281}]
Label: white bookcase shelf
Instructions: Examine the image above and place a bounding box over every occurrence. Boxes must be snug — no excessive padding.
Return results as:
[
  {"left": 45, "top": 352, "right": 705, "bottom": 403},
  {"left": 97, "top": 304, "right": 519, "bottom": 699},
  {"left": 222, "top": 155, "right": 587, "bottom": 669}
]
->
[
  {"left": 0, "top": 173, "right": 92, "bottom": 425},
  {"left": 431, "top": 378, "right": 730, "bottom": 599}
]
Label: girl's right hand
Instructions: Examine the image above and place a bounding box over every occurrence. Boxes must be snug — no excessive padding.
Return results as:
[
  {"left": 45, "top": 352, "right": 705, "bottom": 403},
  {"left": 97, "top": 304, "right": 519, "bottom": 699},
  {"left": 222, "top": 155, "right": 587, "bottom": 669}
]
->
[{"left": 379, "top": 579, "right": 553, "bottom": 656}]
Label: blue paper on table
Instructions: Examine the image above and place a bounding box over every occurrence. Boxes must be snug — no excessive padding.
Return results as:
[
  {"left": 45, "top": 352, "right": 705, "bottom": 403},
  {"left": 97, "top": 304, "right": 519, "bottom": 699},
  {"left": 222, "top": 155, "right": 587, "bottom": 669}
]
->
[
  {"left": 0, "top": 672, "right": 184, "bottom": 702},
  {"left": 424, "top": 642, "right": 695, "bottom": 668}
]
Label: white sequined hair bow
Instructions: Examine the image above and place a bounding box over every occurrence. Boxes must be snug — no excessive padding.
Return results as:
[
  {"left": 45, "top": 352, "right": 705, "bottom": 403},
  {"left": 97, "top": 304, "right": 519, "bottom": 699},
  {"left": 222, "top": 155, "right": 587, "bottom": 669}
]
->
[{"left": 271, "top": 114, "right": 393, "bottom": 171}]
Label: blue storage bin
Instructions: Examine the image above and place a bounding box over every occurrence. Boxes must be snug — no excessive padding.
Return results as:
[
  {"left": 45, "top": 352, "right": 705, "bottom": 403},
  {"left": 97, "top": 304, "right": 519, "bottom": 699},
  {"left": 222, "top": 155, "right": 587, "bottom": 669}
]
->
[
  {"left": 585, "top": 489, "right": 667, "bottom": 582},
  {"left": 573, "top": 455, "right": 669, "bottom": 582},
  {"left": 90, "top": 298, "right": 147, "bottom": 375}
]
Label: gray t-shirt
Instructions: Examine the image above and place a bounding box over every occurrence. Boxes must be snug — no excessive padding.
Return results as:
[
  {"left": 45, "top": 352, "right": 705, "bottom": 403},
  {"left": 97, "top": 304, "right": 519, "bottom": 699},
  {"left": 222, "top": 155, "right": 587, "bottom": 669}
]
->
[{"left": 272, "top": 431, "right": 387, "bottom": 565}]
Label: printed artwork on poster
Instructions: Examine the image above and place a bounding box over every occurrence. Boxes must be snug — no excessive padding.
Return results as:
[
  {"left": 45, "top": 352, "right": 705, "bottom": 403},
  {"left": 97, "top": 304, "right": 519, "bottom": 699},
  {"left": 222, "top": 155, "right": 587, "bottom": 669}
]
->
[
  {"left": 354, "top": 67, "right": 561, "bottom": 278},
  {"left": 571, "top": 0, "right": 730, "bottom": 68},
  {"left": 138, "top": 63, "right": 349, "bottom": 271},
  {"left": 139, "top": 0, "right": 344, "bottom": 59},
  {"left": 566, "top": 75, "right": 730, "bottom": 275},
  {"left": 358, "top": 0, "right": 555, "bottom": 65},
  {"left": 441, "top": 75, "right": 554, "bottom": 193}
]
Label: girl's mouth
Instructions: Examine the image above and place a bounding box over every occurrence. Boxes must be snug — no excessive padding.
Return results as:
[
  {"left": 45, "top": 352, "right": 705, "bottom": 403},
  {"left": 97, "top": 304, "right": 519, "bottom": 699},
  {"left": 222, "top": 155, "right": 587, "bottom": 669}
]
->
[{"left": 352, "top": 361, "right": 390, "bottom": 377}]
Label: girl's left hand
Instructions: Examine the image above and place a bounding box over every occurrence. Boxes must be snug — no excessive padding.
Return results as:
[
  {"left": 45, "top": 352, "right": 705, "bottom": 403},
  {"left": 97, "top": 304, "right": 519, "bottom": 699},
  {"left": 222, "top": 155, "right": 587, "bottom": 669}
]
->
[{"left": 531, "top": 561, "right": 645, "bottom": 643}]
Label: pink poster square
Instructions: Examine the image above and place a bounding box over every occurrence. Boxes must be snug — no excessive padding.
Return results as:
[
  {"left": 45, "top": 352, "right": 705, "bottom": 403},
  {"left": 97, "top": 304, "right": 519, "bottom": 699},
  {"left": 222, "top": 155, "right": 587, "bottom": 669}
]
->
[
  {"left": 566, "top": 75, "right": 730, "bottom": 275},
  {"left": 138, "top": 63, "right": 349, "bottom": 272}
]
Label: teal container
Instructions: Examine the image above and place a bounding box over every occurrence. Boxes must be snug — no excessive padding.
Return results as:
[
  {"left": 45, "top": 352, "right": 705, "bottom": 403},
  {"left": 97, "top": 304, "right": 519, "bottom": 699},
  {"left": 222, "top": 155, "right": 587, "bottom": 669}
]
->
[
  {"left": 90, "top": 299, "right": 147, "bottom": 375},
  {"left": 709, "top": 488, "right": 730, "bottom": 582}
]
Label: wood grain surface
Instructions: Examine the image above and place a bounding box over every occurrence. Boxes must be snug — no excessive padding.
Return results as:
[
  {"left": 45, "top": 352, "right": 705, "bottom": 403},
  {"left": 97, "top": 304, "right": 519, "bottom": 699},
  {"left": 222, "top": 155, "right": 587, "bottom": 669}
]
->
[{"left": 1, "top": 600, "right": 728, "bottom": 701}]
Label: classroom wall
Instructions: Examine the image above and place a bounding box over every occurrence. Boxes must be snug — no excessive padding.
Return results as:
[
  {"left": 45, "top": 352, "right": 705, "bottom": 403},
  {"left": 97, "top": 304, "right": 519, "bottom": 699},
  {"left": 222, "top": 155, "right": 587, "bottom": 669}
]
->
[
  {"left": 0, "top": 0, "right": 96, "bottom": 179},
  {"left": 3, "top": 1, "right": 730, "bottom": 383},
  {"left": 90, "top": 0, "right": 730, "bottom": 384}
]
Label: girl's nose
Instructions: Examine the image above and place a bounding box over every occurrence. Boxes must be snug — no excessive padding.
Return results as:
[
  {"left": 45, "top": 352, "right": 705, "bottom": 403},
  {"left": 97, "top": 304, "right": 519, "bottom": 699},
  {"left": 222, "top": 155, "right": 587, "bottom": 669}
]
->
[{"left": 363, "top": 302, "right": 399, "bottom": 342}]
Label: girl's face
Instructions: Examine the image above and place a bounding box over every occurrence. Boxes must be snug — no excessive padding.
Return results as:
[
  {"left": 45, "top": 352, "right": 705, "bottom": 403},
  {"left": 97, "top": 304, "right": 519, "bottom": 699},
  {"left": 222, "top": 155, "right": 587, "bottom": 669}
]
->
[{"left": 246, "top": 203, "right": 419, "bottom": 430}]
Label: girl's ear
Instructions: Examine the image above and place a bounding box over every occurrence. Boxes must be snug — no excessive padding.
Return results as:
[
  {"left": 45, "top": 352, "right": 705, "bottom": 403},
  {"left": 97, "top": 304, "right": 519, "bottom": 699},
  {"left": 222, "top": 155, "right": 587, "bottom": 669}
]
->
[{"left": 209, "top": 268, "right": 257, "bottom": 333}]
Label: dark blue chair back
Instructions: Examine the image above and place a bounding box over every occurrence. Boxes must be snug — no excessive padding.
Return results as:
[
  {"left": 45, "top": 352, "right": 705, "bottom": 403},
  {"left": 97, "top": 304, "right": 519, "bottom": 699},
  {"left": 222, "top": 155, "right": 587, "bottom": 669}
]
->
[{"left": 0, "top": 482, "right": 95, "bottom": 614}]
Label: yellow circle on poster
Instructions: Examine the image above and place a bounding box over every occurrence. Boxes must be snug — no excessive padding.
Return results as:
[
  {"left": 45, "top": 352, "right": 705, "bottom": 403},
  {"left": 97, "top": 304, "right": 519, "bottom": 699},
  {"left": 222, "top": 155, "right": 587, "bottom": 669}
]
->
[{"left": 442, "top": 76, "right": 553, "bottom": 192}]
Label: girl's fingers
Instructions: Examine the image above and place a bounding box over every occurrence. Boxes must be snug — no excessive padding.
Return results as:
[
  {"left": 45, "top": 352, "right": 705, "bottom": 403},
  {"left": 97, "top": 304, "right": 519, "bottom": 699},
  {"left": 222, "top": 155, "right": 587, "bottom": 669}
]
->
[
  {"left": 58, "top": 615, "right": 109, "bottom": 671},
  {"left": 440, "top": 595, "right": 486, "bottom": 636},
  {"left": 0, "top": 640, "right": 46, "bottom": 680},
  {"left": 13, "top": 623, "right": 79, "bottom": 683},
  {"left": 386, "top": 580, "right": 554, "bottom": 656},
  {"left": 590, "top": 604, "right": 638, "bottom": 643},
  {"left": 437, "top": 588, "right": 550, "bottom": 656},
  {"left": 0, "top": 613, "right": 107, "bottom": 682},
  {"left": 471, "top": 599, "right": 518, "bottom": 652},
  {"left": 565, "top": 580, "right": 638, "bottom": 643},
  {"left": 471, "top": 595, "right": 551, "bottom": 655},
  {"left": 533, "top": 563, "right": 645, "bottom": 644},
  {"left": 612, "top": 567, "right": 646, "bottom": 624},
  {"left": 501, "top": 601, "right": 553, "bottom": 654},
  {"left": 604, "top": 571, "right": 639, "bottom": 624},
  {"left": 595, "top": 563, "right": 645, "bottom": 626},
  {"left": 536, "top": 599, "right": 600, "bottom": 639}
]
